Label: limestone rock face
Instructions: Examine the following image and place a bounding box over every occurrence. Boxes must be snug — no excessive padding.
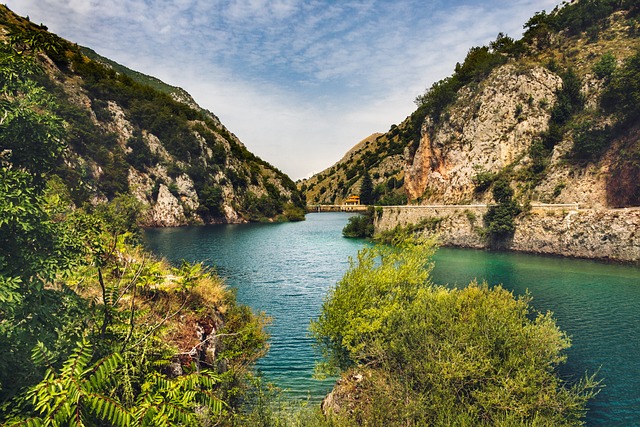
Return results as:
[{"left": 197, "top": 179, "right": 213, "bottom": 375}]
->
[
  {"left": 151, "top": 185, "right": 187, "bottom": 227},
  {"left": 105, "top": 101, "right": 134, "bottom": 145},
  {"left": 405, "top": 65, "right": 562, "bottom": 203},
  {"left": 175, "top": 174, "right": 199, "bottom": 212},
  {"left": 512, "top": 208, "right": 640, "bottom": 261}
]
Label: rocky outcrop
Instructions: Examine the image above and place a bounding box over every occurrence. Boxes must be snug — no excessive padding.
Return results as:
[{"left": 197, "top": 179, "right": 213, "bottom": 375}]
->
[
  {"left": 376, "top": 205, "right": 488, "bottom": 248},
  {"left": 321, "top": 371, "right": 370, "bottom": 418},
  {"left": 512, "top": 208, "right": 640, "bottom": 261},
  {"left": 150, "top": 185, "right": 188, "bottom": 227},
  {"left": 405, "top": 65, "right": 562, "bottom": 203}
]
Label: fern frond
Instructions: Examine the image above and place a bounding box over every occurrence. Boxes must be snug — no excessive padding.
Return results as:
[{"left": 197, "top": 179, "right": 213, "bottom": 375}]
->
[
  {"left": 22, "top": 340, "right": 132, "bottom": 427},
  {"left": 60, "top": 339, "right": 92, "bottom": 379},
  {"left": 84, "top": 352, "right": 123, "bottom": 391},
  {"left": 157, "top": 400, "right": 197, "bottom": 426},
  {"left": 86, "top": 393, "right": 131, "bottom": 427},
  {"left": 131, "top": 405, "right": 155, "bottom": 427},
  {"left": 2, "top": 416, "right": 44, "bottom": 427},
  {"left": 72, "top": 404, "right": 83, "bottom": 427},
  {"left": 197, "top": 390, "right": 224, "bottom": 415},
  {"left": 196, "top": 371, "right": 220, "bottom": 388},
  {"left": 130, "top": 370, "right": 224, "bottom": 426},
  {"left": 30, "top": 342, "right": 57, "bottom": 370},
  {"left": 105, "top": 283, "right": 121, "bottom": 306}
]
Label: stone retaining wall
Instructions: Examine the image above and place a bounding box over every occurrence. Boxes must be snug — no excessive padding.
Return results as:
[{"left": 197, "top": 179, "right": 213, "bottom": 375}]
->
[{"left": 375, "top": 205, "right": 640, "bottom": 263}]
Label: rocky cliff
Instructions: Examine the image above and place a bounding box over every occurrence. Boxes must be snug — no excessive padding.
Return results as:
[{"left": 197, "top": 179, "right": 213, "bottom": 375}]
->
[
  {"left": 0, "top": 5, "right": 304, "bottom": 226},
  {"left": 403, "top": 9, "right": 640, "bottom": 209},
  {"left": 404, "top": 64, "right": 562, "bottom": 204}
]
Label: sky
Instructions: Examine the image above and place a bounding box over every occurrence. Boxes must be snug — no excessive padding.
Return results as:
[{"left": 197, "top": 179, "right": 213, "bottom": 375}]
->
[{"left": 5, "top": 0, "right": 560, "bottom": 180}]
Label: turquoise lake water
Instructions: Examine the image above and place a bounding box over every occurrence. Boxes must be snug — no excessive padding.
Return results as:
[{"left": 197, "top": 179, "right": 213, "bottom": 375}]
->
[{"left": 144, "top": 212, "right": 640, "bottom": 426}]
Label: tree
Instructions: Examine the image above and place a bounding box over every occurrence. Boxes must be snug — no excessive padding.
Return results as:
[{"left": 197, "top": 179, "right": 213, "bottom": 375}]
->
[
  {"left": 0, "top": 42, "right": 65, "bottom": 182},
  {"left": 484, "top": 178, "right": 521, "bottom": 240},
  {"left": 342, "top": 206, "right": 375, "bottom": 238},
  {"left": 592, "top": 52, "right": 616, "bottom": 81},
  {"left": 311, "top": 239, "right": 436, "bottom": 371},
  {"left": 359, "top": 169, "right": 373, "bottom": 205},
  {"left": 312, "top": 240, "right": 599, "bottom": 426},
  {"left": 601, "top": 48, "right": 640, "bottom": 124},
  {"left": 550, "top": 68, "right": 584, "bottom": 127}
]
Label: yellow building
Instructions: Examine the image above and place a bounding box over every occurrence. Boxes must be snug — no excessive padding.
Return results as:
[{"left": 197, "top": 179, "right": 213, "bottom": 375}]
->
[{"left": 344, "top": 195, "right": 361, "bottom": 205}]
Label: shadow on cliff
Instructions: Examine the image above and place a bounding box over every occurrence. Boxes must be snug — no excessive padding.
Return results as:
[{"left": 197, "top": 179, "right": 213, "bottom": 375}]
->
[
  {"left": 606, "top": 126, "right": 640, "bottom": 208},
  {"left": 487, "top": 235, "right": 515, "bottom": 252}
]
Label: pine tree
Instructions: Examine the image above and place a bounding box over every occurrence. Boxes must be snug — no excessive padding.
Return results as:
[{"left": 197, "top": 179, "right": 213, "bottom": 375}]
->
[{"left": 359, "top": 170, "right": 373, "bottom": 205}]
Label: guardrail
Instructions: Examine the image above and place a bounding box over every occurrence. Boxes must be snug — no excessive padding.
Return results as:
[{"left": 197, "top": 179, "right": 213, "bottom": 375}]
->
[
  {"left": 378, "top": 203, "right": 580, "bottom": 210},
  {"left": 307, "top": 204, "right": 370, "bottom": 212}
]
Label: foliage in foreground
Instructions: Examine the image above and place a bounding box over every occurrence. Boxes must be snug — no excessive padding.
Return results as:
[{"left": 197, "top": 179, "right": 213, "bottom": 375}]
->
[
  {"left": 5, "top": 339, "right": 223, "bottom": 427},
  {"left": 311, "top": 239, "right": 600, "bottom": 426},
  {"left": 1, "top": 30, "right": 268, "bottom": 426}
]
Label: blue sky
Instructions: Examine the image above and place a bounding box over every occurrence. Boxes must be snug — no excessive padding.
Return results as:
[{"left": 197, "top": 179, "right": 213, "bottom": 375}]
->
[{"left": 6, "top": 0, "right": 560, "bottom": 179}]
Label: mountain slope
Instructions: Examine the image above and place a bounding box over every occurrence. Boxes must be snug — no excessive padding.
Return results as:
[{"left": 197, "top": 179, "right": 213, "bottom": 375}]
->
[
  {"left": 299, "top": 133, "right": 407, "bottom": 206},
  {"left": 302, "top": 0, "right": 640, "bottom": 210},
  {"left": 0, "top": 5, "right": 304, "bottom": 226}
]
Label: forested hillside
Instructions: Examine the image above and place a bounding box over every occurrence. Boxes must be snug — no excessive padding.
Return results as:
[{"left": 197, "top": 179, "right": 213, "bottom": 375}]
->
[
  {"left": 0, "top": 5, "right": 304, "bottom": 226},
  {"left": 301, "top": 0, "right": 640, "bottom": 210}
]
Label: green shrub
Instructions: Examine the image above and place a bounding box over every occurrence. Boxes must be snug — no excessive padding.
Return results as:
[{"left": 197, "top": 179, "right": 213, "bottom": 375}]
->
[
  {"left": 601, "top": 47, "right": 640, "bottom": 124},
  {"left": 553, "top": 182, "right": 567, "bottom": 198},
  {"left": 592, "top": 52, "right": 617, "bottom": 80},
  {"left": 515, "top": 102, "right": 523, "bottom": 119},
  {"left": 472, "top": 167, "right": 497, "bottom": 192},
  {"left": 243, "top": 191, "right": 282, "bottom": 221},
  {"left": 376, "top": 191, "right": 407, "bottom": 206},
  {"left": 342, "top": 207, "right": 375, "bottom": 238},
  {"left": 484, "top": 178, "right": 521, "bottom": 241},
  {"left": 125, "top": 131, "right": 158, "bottom": 171},
  {"left": 197, "top": 184, "right": 224, "bottom": 219},
  {"left": 98, "top": 149, "right": 130, "bottom": 198},
  {"left": 283, "top": 204, "right": 306, "bottom": 222},
  {"left": 570, "top": 121, "right": 612, "bottom": 161},
  {"left": 312, "top": 240, "right": 599, "bottom": 426},
  {"left": 550, "top": 68, "right": 584, "bottom": 130}
]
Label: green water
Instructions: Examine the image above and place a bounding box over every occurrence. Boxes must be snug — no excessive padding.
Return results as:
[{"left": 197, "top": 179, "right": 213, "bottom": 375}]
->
[{"left": 144, "top": 212, "right": 640, "bottom": 426}]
